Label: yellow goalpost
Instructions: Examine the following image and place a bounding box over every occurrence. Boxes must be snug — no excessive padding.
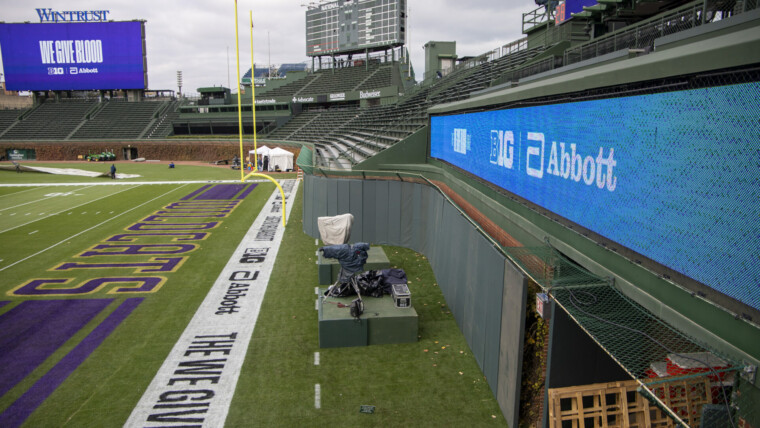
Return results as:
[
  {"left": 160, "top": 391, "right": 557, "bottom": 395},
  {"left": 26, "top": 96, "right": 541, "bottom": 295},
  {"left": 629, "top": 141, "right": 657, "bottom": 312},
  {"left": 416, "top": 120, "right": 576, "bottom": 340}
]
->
[{"left": 234, "top": 1, "right": 286, "bottom": 227}]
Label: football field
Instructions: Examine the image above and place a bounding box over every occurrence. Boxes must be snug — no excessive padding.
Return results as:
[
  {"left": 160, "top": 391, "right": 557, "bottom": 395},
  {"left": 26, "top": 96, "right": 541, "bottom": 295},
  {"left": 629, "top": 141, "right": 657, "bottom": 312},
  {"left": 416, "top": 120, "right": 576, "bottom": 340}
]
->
[{"left": 0, "top": 163, "right": 506, "bottom": 427}]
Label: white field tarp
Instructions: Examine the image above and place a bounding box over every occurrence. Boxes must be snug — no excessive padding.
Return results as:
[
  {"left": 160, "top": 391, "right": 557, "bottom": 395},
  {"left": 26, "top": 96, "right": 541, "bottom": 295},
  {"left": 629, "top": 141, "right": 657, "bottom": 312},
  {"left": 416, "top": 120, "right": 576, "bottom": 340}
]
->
[{"left": 0, "top": 164, "right": 140, "bottom": 178}]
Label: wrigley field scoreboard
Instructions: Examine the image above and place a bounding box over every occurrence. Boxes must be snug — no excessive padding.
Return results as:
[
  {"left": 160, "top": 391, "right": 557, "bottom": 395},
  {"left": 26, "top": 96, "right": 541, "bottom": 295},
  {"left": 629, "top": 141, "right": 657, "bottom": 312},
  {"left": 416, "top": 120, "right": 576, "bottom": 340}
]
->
[{"left": 306, "top": 0, "right": 406, "bottom": 56}]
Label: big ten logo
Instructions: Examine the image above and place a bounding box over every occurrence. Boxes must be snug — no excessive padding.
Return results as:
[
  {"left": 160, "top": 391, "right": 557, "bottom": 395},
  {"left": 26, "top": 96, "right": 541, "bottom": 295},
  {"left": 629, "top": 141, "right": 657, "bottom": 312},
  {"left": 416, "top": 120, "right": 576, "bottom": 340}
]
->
[
  {"left": 239, "top": 247, "right": 269, "bottom": 264},
  {"left": 8, "top": 277, "right": 167, "bottom": 296},
  {"left": 48, "top": 67, "right": 65, "bottom": 75},
  {"left": 490, "top": 130, "right": 515, "bottom": 169}
]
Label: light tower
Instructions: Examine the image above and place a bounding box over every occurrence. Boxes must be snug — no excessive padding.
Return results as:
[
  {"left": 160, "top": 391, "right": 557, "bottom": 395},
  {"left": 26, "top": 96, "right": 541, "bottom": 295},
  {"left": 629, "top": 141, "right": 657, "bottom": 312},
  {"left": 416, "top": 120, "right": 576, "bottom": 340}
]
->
[{"left": 176, "top": 71, "right": 183, "bottom": 98}]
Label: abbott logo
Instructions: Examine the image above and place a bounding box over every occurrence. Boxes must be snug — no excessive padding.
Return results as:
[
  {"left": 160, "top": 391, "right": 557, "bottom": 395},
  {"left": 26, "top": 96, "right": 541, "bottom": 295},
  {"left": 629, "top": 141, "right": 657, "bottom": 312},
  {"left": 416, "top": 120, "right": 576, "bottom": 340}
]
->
[
  {"left": 490, "top": 130, "right": 514, "bottom": 169},
  {"left": 451, "top": 128, "right": 469, "bottom": 154},
  {"left": 70, "top": 67, "right": 78, "bottom": 75}
]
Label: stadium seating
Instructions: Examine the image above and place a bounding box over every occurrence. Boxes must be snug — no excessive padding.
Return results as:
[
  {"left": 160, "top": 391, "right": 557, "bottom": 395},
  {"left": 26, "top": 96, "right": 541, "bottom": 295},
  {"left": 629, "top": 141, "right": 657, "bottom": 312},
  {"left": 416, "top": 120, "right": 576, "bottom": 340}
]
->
[
  {"left": 0, "top": 99, "right": 95, "bottom": 140},
  {"left": 71, "top": 100, "right": 167, "bottom": 139},
  {"left": 145, "top": 100, "right": 183, "bottom": 139},
  {"left": 0, "top": 109, "right": 24, "bottom": 136},
  {"left": 296, "top": 45, "right": 548, "bottom": 168},
  {"left": 257, "top": 74, "right": 319, "bottom": 97},
  {"left": 297, "top": 63, "right": 391, "bottom": 95}
]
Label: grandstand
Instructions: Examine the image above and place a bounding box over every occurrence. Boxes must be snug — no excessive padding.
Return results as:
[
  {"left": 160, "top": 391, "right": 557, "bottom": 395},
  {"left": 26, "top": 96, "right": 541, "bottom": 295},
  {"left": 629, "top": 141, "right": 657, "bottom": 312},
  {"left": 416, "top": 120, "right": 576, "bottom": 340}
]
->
[
  {"left": 1, "top": 99, "right": 96, "bottom": 140},
  {"left": 1, "top": 0, "right": 759, "bottom": 426},
  {"left": 70, "top": 100, "right": 167, "bottom": 139}
]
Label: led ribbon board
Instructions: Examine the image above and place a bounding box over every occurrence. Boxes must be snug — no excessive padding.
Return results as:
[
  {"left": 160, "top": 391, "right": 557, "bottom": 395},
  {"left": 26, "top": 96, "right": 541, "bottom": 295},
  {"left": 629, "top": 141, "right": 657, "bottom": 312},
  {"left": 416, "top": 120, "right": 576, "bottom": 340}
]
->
[
  {"left": 0, "top": 21, "right": 145, "bottom": 91},
  {"left": 430, "top": 82, "right": 760, "bottom": 311}
]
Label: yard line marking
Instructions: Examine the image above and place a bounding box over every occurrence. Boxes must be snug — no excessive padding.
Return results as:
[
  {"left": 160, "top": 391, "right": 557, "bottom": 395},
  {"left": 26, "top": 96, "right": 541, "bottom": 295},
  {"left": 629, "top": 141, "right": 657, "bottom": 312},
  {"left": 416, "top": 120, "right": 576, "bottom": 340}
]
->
[
  {"left": 315, "top": 286, "right": 320, "bottom": 295},
  {"left": 28, "top": 230, "right": 38, "bottom": 235},
  {"left": 0, "top": 185, "right": 94, "bottom": 212},
  {"left": 0, "top": 185, "right": 139, "bottom": 235},
  {"left": 0, "top": 184, "right": 191, "bottom": 273},
  {"left": 315, "top": 384, "right": 321, "bottom": 409},
  {"left": 316, "top": 299, "right": 320, "bottom": 310},
  {"left": 0, "top": 187, "right": 39, "bottom": 199},
  {"left": 126, "top": 180, "right": 298, "bottom": 428},
  {"left": 314, "top": 352, "right": 320, "bottom": 366},
  {"left": 10, "top": 213, "right": 16, "bottom": 216}
]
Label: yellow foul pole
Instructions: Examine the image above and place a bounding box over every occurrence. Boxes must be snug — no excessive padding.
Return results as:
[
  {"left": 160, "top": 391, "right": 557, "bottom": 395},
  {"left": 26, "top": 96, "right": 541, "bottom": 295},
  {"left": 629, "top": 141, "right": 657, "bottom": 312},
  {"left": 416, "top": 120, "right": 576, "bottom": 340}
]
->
[
  {"left": 238, "top": 6, "right": 287, "bottom": 227},
  {"left": 234, "top": 0, "right": 245, "bottom": 182},
  {"left": 249, "top": 10, "right": 259, "bottom": 172}
]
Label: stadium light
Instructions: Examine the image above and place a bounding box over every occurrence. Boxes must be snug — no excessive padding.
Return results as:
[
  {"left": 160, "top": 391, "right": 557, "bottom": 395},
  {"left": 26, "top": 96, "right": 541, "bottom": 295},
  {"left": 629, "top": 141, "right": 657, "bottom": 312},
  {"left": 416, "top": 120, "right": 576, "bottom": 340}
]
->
[{"left": 176, "top": 71, "right": 183, "bottom": 98}]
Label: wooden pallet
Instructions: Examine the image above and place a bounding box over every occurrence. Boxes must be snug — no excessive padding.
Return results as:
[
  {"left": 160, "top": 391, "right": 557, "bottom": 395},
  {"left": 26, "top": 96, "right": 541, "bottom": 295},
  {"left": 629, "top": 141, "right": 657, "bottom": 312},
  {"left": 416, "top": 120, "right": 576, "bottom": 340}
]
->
[{"left": 548, "top": 377, "right": 712, "bottom": 428}]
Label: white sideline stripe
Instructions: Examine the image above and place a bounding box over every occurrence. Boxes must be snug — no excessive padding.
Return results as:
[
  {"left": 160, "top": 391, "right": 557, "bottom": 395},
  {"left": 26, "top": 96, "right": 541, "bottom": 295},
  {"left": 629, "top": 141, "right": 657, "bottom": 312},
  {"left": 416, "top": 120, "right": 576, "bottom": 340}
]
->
[
  {"left": 316, "top": 299, "right": 319, "bottom": 311},
  {"left": 126, "top": 180, "right": 299, "bottom": 428},
  {"left": 314, "top": 352, "right": 320, "bottom": 366},
  {"left": 315, "top": 384, "right": 321, "bottom": 409},
  {"left": 0, "top": 185, "right": 93, "bottom": 212},
  {"left": 0, "top": 179, "right": 273, "bottom": 187},
  {"left": 315, "top": 286, "right": 319, "bottom": 295},
  {"left": 0, "top": 185, "right": 139, "bottom": 235},
  {"left": 0, "top": 184, "right": 190, "bottom": 273}
]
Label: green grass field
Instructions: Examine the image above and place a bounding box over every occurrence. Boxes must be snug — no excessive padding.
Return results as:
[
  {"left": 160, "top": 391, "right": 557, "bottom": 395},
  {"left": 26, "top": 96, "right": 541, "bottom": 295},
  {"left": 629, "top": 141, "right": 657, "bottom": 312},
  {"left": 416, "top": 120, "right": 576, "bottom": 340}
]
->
[{"left": 0, "top": 164, "right": 507, "bottom": 427}]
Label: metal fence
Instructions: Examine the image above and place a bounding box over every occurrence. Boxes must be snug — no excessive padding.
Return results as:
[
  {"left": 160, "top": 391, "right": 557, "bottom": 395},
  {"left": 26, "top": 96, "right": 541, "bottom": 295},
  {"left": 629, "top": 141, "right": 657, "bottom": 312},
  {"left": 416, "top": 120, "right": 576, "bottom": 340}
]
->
[{"left": 564, "top": 0, "right": 758, "bottom": 66}]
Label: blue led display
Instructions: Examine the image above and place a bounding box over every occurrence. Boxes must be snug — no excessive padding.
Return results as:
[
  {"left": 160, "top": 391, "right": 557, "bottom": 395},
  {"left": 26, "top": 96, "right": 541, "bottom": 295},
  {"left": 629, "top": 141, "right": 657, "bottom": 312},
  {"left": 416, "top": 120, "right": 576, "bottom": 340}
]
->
[
  {"left": 0, "top": 22, "right": 145, "bottom": 91},
  {"left": 430, "top": 82, "right": 760, "bottom": 310}
]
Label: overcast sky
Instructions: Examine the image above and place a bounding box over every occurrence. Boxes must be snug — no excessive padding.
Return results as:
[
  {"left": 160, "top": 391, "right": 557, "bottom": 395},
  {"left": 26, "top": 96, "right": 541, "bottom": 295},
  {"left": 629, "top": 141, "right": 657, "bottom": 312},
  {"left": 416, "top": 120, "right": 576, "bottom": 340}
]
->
[{"left": 0, "top": 0, "right": 536, "bottom": 96}]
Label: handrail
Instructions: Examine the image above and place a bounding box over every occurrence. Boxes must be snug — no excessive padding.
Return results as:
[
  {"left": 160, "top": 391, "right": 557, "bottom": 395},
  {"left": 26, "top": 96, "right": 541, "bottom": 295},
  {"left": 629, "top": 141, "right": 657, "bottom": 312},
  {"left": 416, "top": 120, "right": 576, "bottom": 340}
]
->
[{"left": 563, "top": 0, "right": 755, "bottom": 66}]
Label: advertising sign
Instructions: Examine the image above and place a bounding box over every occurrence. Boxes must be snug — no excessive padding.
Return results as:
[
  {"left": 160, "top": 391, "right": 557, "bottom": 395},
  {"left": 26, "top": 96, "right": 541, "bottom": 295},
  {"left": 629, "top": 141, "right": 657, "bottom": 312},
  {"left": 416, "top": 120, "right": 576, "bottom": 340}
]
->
[
  {"left": 0, "top": 21, "right": 146, "bottom": 90},
  {"left": 431, "top": 82, "right": 760, "bottom": 310}
]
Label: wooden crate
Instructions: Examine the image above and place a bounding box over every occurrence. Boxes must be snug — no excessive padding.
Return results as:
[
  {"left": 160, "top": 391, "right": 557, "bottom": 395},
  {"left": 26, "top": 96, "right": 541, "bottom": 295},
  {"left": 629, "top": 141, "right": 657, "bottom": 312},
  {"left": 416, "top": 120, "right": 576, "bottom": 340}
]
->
[
  {"left": 548, "top": 377, "right": 712, "bottom": 428},
  {"left": 644, "top": 376, "right": 713, "bottom": 427}
]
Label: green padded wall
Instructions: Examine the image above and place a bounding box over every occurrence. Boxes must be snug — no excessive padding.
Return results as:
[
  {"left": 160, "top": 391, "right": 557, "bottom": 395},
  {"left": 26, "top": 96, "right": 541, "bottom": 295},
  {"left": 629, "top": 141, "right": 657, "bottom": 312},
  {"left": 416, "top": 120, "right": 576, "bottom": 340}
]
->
[{"left": 302, "top": 174, "right": 526, "bottom": 426}]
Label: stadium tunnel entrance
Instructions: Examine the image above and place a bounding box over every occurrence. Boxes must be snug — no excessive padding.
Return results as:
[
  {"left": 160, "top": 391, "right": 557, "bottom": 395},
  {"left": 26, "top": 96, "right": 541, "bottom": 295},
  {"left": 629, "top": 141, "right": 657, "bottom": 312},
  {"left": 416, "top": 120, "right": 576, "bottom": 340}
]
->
[{"left": 122, "top": 147, "right": 138, "bottom": 160}]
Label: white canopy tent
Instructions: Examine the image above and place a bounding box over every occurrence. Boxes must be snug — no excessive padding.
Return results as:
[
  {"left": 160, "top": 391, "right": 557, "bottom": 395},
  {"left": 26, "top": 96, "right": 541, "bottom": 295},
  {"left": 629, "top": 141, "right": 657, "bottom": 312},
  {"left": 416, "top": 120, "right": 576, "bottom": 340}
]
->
[
  {"left": 268, "top": 147, "right": 294, "bottom": 171},
  {"left": 249, "top": 145, "right": 271, "bottom": 157},
  {"left": 247, "top": 146, "right": 293, "bottom": 171}
]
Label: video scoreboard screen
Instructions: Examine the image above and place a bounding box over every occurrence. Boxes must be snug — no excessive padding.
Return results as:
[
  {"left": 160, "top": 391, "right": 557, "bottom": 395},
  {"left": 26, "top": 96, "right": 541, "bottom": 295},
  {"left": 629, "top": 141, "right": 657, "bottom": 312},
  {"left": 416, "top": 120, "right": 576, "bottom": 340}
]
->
[
  {"left": 430, "top": 81, "right": 760, "bottom": 311},
  {"left": 0, "top": 21, "right": 147, "bottom": 91},
  {"left": 306, "top": 0, "right": 406, "bottom": 56}
]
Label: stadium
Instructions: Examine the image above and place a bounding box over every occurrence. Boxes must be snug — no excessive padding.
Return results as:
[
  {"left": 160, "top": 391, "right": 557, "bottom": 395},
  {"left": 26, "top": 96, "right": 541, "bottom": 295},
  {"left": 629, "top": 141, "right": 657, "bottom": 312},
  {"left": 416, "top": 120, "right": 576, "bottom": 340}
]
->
[{"left": 0, "top": 0, "right": 759, "bottom": 427}]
